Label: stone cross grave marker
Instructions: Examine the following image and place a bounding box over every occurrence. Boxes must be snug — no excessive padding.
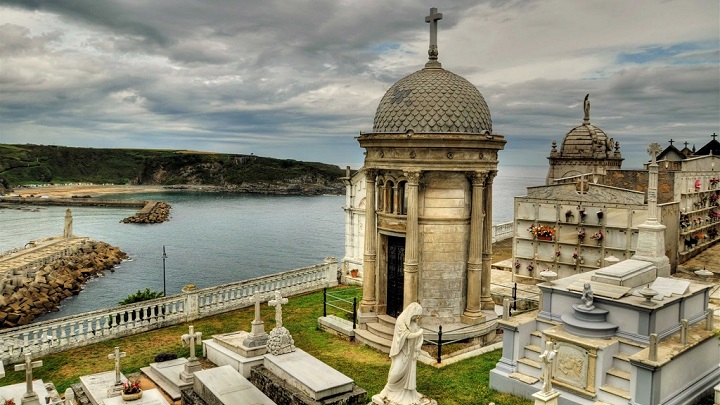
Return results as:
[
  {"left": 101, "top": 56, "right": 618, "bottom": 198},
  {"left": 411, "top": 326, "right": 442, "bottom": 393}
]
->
[
  {"left": 108, "top": 346, "right": 126, "bottom": 386},
  {"left": 269, "top": 290, "right": 288, "bottom": 328},
  {"left": 648, "top": 142, "right": 662, "bottom": 165},
  {"left": 539, "top": 341, "right": 558, "bottom": 394},
  {"left": 15, "top": 352, "right": 43, "bottom": 405},
  {"left": 182, "top": 325, "right": 202, "bottom": 361},
  {"left": 180, "top": 325, "right": 203, "bottom": 383}
]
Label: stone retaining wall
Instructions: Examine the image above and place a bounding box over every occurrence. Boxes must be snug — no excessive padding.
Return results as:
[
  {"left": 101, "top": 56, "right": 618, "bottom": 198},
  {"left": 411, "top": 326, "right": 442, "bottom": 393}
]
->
[{"left": 0, "top": 240, "right": 126, "bottom": 328}]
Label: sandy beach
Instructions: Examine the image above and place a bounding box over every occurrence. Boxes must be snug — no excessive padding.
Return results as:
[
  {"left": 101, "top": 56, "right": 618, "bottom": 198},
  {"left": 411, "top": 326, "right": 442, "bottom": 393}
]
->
[{"left": 12, "top": 184, "right": 170, "bottom": 198}]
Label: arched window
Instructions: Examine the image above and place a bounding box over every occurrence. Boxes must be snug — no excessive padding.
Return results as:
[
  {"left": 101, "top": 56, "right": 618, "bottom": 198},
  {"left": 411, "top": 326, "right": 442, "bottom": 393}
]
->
[{"left": 399, "top": 181, "right": 407, "bottom": 215}]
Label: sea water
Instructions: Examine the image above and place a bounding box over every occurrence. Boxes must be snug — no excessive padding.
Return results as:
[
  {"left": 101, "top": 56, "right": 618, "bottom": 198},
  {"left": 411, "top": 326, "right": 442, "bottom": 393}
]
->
[{"left": 0, "top": 165, "right": 545, "bottom": 319}]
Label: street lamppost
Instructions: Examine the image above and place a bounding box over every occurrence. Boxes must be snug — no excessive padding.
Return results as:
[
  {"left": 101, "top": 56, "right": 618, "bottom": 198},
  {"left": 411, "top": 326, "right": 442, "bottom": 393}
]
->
[{"left": 162, "top": 245, "right": 168, "bottom": 297}]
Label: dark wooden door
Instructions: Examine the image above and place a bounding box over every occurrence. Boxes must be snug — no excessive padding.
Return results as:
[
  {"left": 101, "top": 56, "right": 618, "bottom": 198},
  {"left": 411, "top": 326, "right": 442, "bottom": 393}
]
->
[{"left": 386, "top": 236, "right": 405, "bottom": 318}]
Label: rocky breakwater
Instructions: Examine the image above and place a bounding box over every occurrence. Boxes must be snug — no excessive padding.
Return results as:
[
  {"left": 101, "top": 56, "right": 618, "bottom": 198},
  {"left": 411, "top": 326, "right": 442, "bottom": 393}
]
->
[
  {"left": 121, "top": 201, "right": 171, "bottom": 224},
  {"left": 0, "top": 240, "right": 127, "bottom": 328}
]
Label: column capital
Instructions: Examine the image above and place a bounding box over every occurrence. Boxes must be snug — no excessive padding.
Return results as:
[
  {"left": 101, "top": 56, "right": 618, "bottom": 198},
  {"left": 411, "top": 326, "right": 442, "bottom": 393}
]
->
[
  {"left": 404, "top": 170, "right": 422, "bottom": 184},
  {"left": 364, "top": 168, "right": 379, "bottom": 179},
  {"left": 467, "top": 171, "right": 488, "bottom": 185}
]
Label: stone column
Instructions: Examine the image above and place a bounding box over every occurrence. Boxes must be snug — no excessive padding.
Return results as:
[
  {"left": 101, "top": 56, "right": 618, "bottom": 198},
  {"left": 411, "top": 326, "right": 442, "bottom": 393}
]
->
[
  {"left": 360, "top": 169, "right": 378, "bottom": 315},
  {"left": 403, "top": 171, "right": 421, "bottom": 309},
  {"left": 462, "top": 171, "right": 487, "bottom": 324},
  {"left": 481, "top": 170, "right": 497, "bottom": 310}
]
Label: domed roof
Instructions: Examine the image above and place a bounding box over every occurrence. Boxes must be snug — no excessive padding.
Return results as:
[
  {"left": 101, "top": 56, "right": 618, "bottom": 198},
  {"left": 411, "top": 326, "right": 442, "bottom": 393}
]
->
[
  {"left": 560, "top": 123, "right": 612, "bottom": 156},
  {"left": 558, "top": 94, "right": 615, "bottom": 157},
  {"left": 372, "top": 67, "right": 492, "bottom": 134}
]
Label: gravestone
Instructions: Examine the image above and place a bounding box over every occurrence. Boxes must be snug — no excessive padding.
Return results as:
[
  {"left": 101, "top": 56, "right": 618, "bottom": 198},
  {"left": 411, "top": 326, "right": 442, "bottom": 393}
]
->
[
  {"left": 107, "top": 346, "right": 126, "bottom": 397},
  {"left": 533, "top": 341, "right": 560, "bottom": 405},
  {"left": 15, "top": 352, "right": 43, "bottom": 405},
  {"left": 180, "top": 325, "right": 203, "bottom": 382},
  {"left": 141, "top": 325, "right": 204, "bottom": 400},
  {"left": 0, "top": 380, "right": 49, "bottom": 405},
  {"left": 0, "top": 359, "right": 5, "bottom": 378},
  {"left": 203, "top": 293, "right": 268, "bottom": 377},
  {"left": 184, "top": 365, "right": 275, "bottom": 405},
  {"left": 79, "top": 371, "right": 127, "bottom": 405},
  {"left": 267, "top": 290, "right": 295, "bottom": 355}
]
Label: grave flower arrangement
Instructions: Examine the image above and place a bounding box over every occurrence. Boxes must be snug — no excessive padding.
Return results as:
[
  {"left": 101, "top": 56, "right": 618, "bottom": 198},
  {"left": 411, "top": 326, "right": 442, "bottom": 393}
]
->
[
  {"left": 578, "top": 228, "right": 586, "bottom": 241},
  {"left": 526, "top": 263, "right": 534, "bottom": 272},
  {"left": 591, "top": 231, "right": 604, "bottom": 243},
  {"left": 695, "top": 179, "right": 702, "bottom": 190},
  {"left": 597, "top": 209, "right": 604, "bottom": 221},
  {"left": 709, "top": 227, "right": 718, "bottom": 239},
  {"left": 579, "top": 208, "right": 587, "bottom": 221},
  {"left": 555, "top": 250, "right": 561, "bottom": 257},
  {"left": 514, "top": 260, "right": 521, "bottom": 269},
  {"left": 565, "top": 210, "right": 574, "bottom": 221},
  {"left": 528, "top": 225, "right": 555, "bottom": 239},
  {"left": 122, "top": 379, "right": 142, "bottom": 395},
  {"left": 572, "top": 251, "right": 579, "bottom": 259},
  {"left": 711, "top": 177, "right": 719, "bottom": 187}
]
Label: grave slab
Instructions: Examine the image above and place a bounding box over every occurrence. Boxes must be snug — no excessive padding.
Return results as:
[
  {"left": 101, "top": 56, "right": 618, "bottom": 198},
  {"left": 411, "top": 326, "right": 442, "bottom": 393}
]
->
[
  {"left": 591, "top": 259, "right": 656, "bottom": 288},
  {"left": 140, "top": 357, "right": 191, "bottom": 401},
  {"left": 202, "top": 338, "right": 264, "bottom": 378},
  {"left": 213, "top": 331, "right": 266, "bottom": 358},
  {"left": 193, "top": 365, "right": 275, "bottom": 405},
  {"left": 103, "top": 388, "right": 171, "bottom": 405},
  {"left": 79, "top": 370, "right": 127, "bottom": 405},
  {"left": 0, "top": 360, "right": 4, "bottom": 378},
  {"left": 0, "top": 380, "right": 48, "bottom": 405},
  {"left": 263, "top": 348, "right": 353, "bottom": 400},
  {"left": 651, "top": 277, "right": 690, "bottom": 297}
]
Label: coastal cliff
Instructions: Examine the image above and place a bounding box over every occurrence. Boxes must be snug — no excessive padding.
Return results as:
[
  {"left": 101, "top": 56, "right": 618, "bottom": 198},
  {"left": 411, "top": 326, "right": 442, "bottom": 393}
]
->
[{"left": 0, "top": 144, "right": 346, "bottom": 195}]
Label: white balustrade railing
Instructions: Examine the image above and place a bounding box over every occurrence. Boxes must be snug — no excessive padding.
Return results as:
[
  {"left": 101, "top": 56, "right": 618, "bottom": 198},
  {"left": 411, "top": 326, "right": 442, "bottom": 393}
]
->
[
  {"left": 0, "top": 258, "right": 338, "bottom": 364},
  {"left": 492, "top": 221, "right": 514, "bottom": 243}
]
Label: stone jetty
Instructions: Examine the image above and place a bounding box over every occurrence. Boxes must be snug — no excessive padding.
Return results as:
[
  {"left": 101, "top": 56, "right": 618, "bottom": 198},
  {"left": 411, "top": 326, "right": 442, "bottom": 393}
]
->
[
  {"left": 0, "top": 196, "right": 172, "bottom": 224},
  {"left": 0, "top": 237, "right": 127, "bottom": 328},
  {"left": 121, "top": 201, "right": 171, "bottom": 224}
]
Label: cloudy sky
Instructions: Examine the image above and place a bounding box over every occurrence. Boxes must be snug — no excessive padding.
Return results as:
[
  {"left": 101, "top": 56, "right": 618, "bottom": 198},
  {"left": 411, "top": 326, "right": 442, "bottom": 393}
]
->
[{"left": 1, "top": 0, "right": 718, "bottom": 169}]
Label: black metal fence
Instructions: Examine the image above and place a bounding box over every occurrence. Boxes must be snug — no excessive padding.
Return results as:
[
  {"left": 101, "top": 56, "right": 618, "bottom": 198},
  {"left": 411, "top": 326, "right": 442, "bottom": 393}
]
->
[
  {"left": 420, "top": 317, "right": 499, "bottom": 364},
  {"left": 322, "top": 287, "right": 362, "bottom": 329}
]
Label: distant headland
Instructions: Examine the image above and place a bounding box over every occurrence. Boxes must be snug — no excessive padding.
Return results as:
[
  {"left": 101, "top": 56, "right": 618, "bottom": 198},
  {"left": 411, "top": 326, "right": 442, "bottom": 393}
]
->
[{"left": 0, "top": 144, "right": 346, "bottom": 196}]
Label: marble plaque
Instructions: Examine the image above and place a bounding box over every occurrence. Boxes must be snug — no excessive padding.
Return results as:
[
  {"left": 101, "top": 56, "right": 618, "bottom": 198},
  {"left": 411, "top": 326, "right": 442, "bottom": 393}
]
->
[
  {"left": 538, "top": 204, "right": 557, "bottom": 221},
  {"left": 517, "top": 203, "right": 534, "bottom": 220},
  {"left": 605, "top": 229, "right": 627, "bottom": 249},
  {"left": 515, "top": 241, "right": 534, "bottom": 258},
  {"left": 553, "top": 342, "right": 588, "bottom": 389},
  {"left": 537, "top": 243, "right": 555, "bottom": 260},
  {"left": 605, "top": 208, "right": 627, "bottom": 228},
  {"left": 556, "top": 225, "right": 576, "bottom": 243}
]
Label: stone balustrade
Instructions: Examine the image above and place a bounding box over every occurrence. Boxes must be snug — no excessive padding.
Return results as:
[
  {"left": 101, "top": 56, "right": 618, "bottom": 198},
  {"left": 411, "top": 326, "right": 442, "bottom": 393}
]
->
[
  {"left": 0, "top": 258, "right": 338, "bottom": 364},
  {"left": 491, "top": 221, "right": 514, "bottom": 243}
]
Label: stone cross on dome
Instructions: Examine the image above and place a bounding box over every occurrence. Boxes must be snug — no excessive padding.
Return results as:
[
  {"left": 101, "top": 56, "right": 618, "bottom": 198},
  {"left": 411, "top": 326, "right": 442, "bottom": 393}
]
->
[{"left": 425, "top": 7, "right": 443, "bottom": 67}]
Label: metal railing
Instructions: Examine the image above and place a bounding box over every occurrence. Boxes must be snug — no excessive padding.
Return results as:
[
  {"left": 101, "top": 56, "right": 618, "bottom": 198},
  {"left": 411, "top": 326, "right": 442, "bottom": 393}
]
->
[
  {"left": 421, "top": 318, "right": 499, "bottom": 364},
  {"left": 491, "top": 282, "right": 540, "bottom": 317},
  {"left": 0, "top": 258, "right": 338, "bottom": 364},
  {"left": 322, "top": 287, "right": 361, "bottom": 330}
]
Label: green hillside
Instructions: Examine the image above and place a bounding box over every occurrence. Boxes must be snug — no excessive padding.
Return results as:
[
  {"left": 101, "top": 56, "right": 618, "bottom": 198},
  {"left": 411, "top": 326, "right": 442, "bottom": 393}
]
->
[{"left": 0, "top": 144, "right": 346, "bottom": 194}]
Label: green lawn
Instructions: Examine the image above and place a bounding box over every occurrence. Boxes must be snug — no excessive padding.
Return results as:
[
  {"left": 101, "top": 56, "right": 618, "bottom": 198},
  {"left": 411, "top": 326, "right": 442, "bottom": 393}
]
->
[{"left": 2, "top": 287, "right": 531, "bottom": 405}]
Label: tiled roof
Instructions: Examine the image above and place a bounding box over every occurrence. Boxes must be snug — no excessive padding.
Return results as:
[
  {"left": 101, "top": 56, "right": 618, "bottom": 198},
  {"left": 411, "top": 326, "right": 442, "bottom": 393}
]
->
[
  {"left": 372, "top": 67, "right": 492, "bottom": 134},
  {"left": 560, "top": 123, "right": 611, "bottom": 156}
]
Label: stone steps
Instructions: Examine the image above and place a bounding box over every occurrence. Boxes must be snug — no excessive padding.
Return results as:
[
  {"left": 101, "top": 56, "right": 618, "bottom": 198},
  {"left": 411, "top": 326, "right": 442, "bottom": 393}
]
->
[
  {"left": 366, "top": 321, "right": 394, "bottom": 342},
  {"left": 598, "top": 384, "right": 631, "bottom": 400},
  {"left": 354, "top": 328, "right": 392, "bottom": 354},
  {"left": 517, "top": 357, "right": 542, "bottom": 377},
  {"left": 508, "top": 372, "right": 539, "bottom": 385},
  {"left": 377, "top": 314, "right": 396, "bottom": 329}
]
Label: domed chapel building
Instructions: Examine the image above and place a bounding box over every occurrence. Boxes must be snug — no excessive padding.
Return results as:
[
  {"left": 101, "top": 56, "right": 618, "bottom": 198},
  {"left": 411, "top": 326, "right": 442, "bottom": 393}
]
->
[{"left": 347, "top": 8, "right": 506, "bottom": 342}]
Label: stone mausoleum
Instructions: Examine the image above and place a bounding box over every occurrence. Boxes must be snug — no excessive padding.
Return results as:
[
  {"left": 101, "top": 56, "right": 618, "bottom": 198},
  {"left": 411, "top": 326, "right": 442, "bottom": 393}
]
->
[{"left": 350, "top": 8, "right": 505, "bottom": 347}]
